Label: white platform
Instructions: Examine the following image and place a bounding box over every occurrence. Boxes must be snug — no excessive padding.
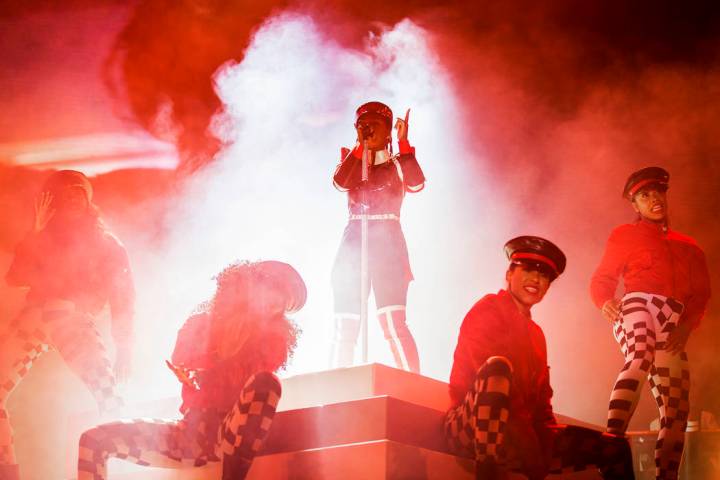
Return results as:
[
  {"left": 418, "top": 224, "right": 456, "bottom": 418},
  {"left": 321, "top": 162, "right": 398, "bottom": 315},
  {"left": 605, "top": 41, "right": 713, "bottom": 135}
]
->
[{"left": 65, "top": 364, "right": 604, "bottom": 479}]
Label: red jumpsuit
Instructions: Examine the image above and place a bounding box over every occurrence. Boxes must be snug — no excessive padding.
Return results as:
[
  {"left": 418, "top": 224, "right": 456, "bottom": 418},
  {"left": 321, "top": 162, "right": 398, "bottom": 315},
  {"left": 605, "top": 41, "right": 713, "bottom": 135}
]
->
[
  {"left": 330, "top": 140, "right": 425, "bottom": 372},
  {"left": 591, "top": 219, "right": 711, "bottom": 480}
]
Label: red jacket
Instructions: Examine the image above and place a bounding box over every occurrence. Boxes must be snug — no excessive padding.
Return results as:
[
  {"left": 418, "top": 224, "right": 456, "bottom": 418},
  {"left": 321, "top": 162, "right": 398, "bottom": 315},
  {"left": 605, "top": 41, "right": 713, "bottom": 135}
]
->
[
  {"left": 171, "top": 312, "right": 292, "bottom": 414},
  {"left": 590, "top": 220, "right": 711, "bottom": 329},
  {"left": 449, "top": 290, "right": 555, "bottom": 429},
  {"left": 5, "top": 226, "right": 135, "bottom": 349}
]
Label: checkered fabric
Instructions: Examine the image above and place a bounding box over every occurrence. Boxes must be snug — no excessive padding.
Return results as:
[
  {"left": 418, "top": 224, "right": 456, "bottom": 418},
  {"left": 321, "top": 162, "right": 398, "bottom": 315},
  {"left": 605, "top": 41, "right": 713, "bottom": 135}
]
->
[
  {"left": 0, "top": 303, "right": 121, "bottom": 466},
  {"left": 607, "top": 292, "right": 688, "bottom": 480},
  {"left": 547, "top": 425, "right": 634, "bottom": 479},
  {"left": 444, "top": 356, "right": 513, "bottom": 464},
  {"left": 445, "top": 358, "right": 635, "bottom": 479},
  {"left": 77, "top": 372, "right": 281, "bottom": 480}
]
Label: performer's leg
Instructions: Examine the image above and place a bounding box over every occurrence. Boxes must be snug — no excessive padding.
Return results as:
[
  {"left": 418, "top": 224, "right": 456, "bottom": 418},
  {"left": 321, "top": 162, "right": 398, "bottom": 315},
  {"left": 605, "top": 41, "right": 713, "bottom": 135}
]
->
[
  {"left": 607, "top": 296, "right": 656, "bottom": 435},
  {"left": 217, "top": 372, "right": 282, "bottom": 480},
  {"left": 376, "top": 305, "right": 419, "bottom": 373},
  {"left": 547, "top": 424, "right": 634, "bottom": 480},
  {"left": 330, "top": 313, "right": 361, "bottom": 368},
  {"left": 648, "top": 350, "right": 690, "bottom": 480},
  {"left": 444, "top": 356, "right": 512, "bottom": 471},
  {"left": 330, "top": 226, "right": 363, "bottom": 368},
  {"left": 374, "top": 258, "right": 419, "bottom": 373},
  {"left": 643, "top": 295, "right": 689, "bottom": 480},
  {"left": 49, "top": 309, "right": 122, "bottom": 413},
  {"left": 78, "top": 417, "right": 206, "bottom": 480},
  {"left": 0, "top": 306, "right": 50, "bottom": 470}
]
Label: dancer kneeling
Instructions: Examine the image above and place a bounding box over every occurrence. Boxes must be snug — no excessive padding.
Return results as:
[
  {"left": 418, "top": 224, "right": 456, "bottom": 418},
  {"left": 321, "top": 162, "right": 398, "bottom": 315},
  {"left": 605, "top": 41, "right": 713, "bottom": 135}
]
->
[
  {"left": 445, "top": 237, "right": 634, "bottom": 480},
  {"left": 78, "top": 260, "right": 306, "bottom": 480}
]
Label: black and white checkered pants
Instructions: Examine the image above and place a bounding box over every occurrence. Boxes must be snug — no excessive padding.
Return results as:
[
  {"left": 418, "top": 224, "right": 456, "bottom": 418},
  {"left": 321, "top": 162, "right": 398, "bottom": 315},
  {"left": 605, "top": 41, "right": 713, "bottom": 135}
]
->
[
  {"left": 607, "top": 292, "right": 689, "bottom": 480},
  {"left": 77, "top": 371, "right": 281, "bottom": 480},
  {"left": 445, "top": 356, "right": 634, "bottom": 479},
  {"left": 0, "top": 301, "right": 121, "bottom": 466}
]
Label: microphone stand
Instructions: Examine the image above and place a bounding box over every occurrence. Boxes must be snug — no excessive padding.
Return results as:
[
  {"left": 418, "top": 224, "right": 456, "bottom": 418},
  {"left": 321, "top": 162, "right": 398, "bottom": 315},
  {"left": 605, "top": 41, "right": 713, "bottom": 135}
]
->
[{"left": 360, "top": 138, "right": 370, "bottom": 364}]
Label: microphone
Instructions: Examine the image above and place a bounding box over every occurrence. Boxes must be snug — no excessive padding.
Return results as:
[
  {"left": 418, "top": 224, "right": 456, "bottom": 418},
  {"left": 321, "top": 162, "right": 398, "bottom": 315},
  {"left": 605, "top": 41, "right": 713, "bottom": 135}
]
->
[{"left": 360, "top": 124, "right": 374, "bottom": 139}]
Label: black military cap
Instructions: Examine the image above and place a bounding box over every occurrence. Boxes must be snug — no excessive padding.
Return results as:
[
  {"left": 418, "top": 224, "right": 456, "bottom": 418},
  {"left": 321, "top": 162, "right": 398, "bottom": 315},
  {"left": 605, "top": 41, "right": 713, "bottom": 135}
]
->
[
  {"left": 355, "top": 101, "right": 393, "bottom": 128},
  {"left": 622, "top": 166, "right": 669, "bottom": 200},
  {"left": 504, "top": 236, "right": 566, "bottom": 280}
]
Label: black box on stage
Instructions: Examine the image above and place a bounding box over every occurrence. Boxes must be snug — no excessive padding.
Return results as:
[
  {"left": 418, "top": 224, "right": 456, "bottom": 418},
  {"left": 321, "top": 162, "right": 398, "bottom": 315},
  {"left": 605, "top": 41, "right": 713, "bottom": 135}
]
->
[{"left": 628, "top": 430, "right": 720, "bottom": 480}]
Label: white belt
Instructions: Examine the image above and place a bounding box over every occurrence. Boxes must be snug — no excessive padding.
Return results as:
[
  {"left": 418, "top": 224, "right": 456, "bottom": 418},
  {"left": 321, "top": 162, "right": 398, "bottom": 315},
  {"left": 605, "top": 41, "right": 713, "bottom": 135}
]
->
[{"left": 349, "top": 213, "right": 399, "bottom": 221}]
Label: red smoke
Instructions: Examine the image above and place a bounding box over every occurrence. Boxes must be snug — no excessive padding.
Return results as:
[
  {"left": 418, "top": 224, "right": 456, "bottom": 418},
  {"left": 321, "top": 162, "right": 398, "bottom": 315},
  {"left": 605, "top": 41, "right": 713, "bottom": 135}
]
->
[{"left": 1, "top": 1, "right": 720, "bottom": 477}]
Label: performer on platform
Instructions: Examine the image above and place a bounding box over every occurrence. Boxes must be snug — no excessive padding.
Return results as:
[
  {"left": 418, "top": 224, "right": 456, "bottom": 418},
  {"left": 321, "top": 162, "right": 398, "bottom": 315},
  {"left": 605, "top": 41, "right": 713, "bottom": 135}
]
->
[
  {"left": 0, "top": 170, "right": 134, "bottom": 480},
  {"left": 77, "top": 260, "right": 306, "bottom": 480},
  {"left": 330, "top": 101, "right": 425, "bottom": 373},
  {"left": 590, "top": 167, "right": 711, "bottom": 480},
  {"left": 446, "top": 236, "right": 634, "bottom": 480}
]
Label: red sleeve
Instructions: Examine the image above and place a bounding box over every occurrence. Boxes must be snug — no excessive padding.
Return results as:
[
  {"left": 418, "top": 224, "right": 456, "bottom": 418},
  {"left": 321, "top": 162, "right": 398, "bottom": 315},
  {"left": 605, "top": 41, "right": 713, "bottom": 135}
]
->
[
  {"left": 105, "top": 234, "right": 135, "bottom": 350},
  {"left": 172, "top": 313, "right": 212, "bottom": 369},
  {"left": 448, "top": 298, "right": 508, "bottom": 405},
  {"left": 332, "top": 146, "right": 363, "bottom": 191},
  {"left": 530, "top": 325, "right": 556, "bottom": 427},
  {"left": 534, "top": 366, "right": 557, "bottom": 427},
  {"left": 590, "top": 227, "right": 628, "bottom": 309},
  {"left": 683, "top": 245, "right": 711, "bottom": 329},
  {"left": 5, "top": 233, "right": 42, "bottom": 287},
  {"left": 396, "top": 141, "right": 425, "bottom": 193},
  {"left": 458, "top": 302, "right": 505, "bottom": 371}
]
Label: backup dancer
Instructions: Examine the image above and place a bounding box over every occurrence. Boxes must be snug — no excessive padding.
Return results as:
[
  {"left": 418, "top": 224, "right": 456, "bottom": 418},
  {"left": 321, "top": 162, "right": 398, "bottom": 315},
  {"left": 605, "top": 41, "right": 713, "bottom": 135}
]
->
[
  {"left": 330, "top": 101, "right": 425, "bottom": 372},
  {"left": 447, "top": 236, "right": 634, "bottom": 480},
  {"left": 1, "top": 170, "right": 134, "bottom": 480},
  {"left": 77, "top": 260, "right": 306, "bottom": 480},
  {"left": 591, "top": 167, "right": 711, "bottom": 480}
]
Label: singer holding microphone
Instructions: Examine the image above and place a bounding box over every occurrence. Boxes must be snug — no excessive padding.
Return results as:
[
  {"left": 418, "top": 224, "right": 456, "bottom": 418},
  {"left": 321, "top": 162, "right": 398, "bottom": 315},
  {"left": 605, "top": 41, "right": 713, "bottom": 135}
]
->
[{"left": 329, "top": 101, "right": 425, "bottom": 373}]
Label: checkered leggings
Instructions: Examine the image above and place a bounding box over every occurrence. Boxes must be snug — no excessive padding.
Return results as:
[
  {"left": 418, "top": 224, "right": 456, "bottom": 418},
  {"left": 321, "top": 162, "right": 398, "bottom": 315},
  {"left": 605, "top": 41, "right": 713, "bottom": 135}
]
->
[
  {"left": 0, "top": 302, "right": 121, "bottom": 465},
  {"left": 607, "top": 292, "right": 690, "bottom": 480},
  {"left": 445, "top": 356, "right": 634, "bottom": 479},
  {"left": 77, "top": 371, "right": 281, "bottom": 480}
]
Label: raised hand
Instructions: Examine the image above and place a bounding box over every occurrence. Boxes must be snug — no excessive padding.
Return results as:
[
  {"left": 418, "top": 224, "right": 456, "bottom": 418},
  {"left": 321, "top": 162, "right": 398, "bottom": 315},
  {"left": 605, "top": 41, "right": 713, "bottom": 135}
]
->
[
  {"left": 33, "top": 191, "right": 56, "bottom": 233},
  {"left": 394, "top": 108, "right": 410, "bottom": 141}
]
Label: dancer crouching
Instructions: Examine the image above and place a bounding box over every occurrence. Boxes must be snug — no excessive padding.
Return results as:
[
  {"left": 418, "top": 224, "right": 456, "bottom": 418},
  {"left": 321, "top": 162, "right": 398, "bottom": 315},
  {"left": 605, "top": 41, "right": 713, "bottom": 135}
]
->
[{"left": 78, "top": 260, "right": 306, "bottom": 480}]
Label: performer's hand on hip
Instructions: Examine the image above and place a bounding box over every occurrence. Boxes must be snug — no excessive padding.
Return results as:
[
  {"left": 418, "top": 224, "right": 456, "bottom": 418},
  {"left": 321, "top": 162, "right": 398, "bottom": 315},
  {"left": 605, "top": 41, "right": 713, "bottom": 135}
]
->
[
  {"left": 34, "top": 191, "right": 56, "bottom": 233},
  {"left": 114, "top": 345, "right": 132, "bottom": 383},
  {"left": 394, "top": 108, "right": 410, "bottom": 141},
  {"left": 666, "top": 321, "right": 691, "bottom": 355},
  {"left": 601, "top": 298, "right": 621, "bottom": 322}
]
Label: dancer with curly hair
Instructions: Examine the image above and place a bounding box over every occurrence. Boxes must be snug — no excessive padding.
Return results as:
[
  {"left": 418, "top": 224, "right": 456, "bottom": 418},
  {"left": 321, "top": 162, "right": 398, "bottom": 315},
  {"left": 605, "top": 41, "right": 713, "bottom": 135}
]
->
[{"left": 77, "top": 260, "right": 306, "bottom": 480}]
